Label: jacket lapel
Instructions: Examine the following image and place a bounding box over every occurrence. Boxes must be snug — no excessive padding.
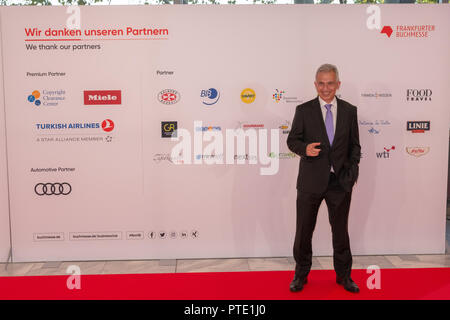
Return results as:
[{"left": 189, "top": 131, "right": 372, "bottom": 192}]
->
[
  {"left": 313, "top": 97, "right": 331, "bottom": 148},
  {"left": 333, "top": 97, "right": 345, "bottom": 150}
]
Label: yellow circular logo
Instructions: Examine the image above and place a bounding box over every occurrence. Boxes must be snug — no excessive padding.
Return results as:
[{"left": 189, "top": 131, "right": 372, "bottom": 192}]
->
[{"left": 241, "top": 88, "right": 256, "bottom": 104}]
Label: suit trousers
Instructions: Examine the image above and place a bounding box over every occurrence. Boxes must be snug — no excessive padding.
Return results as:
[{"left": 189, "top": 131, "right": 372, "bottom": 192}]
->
[{"left": 293, "top": 172, "right": 353, "bottom": 280}]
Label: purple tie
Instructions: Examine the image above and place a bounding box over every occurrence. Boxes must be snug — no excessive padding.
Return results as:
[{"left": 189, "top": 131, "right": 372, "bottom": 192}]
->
[{"left": 324, "top": 104, "right": 334, "bottom": 146}]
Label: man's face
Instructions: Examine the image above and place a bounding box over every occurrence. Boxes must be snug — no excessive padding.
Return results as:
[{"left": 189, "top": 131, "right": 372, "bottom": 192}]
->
[{"left": 314, "top": 71, "right": 341, "bottom": 103}]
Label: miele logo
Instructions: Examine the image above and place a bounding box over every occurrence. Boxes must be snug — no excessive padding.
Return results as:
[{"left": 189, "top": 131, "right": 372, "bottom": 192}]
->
[{"left": 84, "top": 90, "right": 122, "bottom": 105}]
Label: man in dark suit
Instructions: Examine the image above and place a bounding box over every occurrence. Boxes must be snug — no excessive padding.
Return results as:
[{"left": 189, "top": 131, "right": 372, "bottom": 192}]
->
[{"left": 287, "top": 64, "right": 361, "bottom": 293}]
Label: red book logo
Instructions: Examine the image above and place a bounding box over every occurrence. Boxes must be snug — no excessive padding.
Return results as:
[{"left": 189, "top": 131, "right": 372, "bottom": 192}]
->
[
  {"left": 381, "top": 26, "right": 393, "bottom": 38},
  {"left": 84, "top": 90, "right": 121, "bottom": 105}
]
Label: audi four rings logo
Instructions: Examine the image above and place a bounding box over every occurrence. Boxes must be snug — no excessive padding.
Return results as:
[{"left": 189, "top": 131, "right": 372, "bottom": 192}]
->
[{"left": 35, "top": 183, "right": 72, "bottom": 196}]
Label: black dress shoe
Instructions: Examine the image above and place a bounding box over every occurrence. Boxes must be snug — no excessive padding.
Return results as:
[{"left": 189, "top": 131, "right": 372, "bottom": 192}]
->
[
  {"left": 336, "top": 276, "right": 360, "bottom": 293},
  {"left": 290, "top": 276, "right": 308, "bottom": 292}
]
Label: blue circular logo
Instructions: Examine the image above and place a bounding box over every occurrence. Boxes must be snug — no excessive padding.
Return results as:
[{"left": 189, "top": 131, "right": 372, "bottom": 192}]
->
[{"left": 201, "top": 88, "right": 220, "bottom": 106}]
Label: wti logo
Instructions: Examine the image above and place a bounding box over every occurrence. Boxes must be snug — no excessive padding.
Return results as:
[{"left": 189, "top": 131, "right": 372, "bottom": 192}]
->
[{"left": 84, "top": 90, "right": 121, "bottom": 105}]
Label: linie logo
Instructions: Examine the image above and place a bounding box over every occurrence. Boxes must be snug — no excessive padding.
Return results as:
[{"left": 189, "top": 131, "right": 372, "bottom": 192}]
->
[
  {"left": 406, "top": 147, "right": 429, "bottom": 157},
  {"left": 407, "top": 121, "right": 430, "bottom": 133},
  {"left": 84, "top": 90, "right": 121, "bottom": 105}
]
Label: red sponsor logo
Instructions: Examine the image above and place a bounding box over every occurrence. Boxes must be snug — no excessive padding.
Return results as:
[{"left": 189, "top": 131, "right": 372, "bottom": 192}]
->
[
  {"left": 158, "top": 89, "right": 180, "bottom": 105},
  {"left": 84, "top": 90, "right": 121, "bottom": 105},
  {"left": 381, "top": 25, "right": 435, "bottom": 38},
  {"left": 101, "top": 119, "right": 115, "bottom": 132}
]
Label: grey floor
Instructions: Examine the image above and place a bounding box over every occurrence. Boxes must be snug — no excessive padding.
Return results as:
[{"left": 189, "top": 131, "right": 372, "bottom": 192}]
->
[{"left": 1, "top": 218, "right": 449, "bottom": 277}]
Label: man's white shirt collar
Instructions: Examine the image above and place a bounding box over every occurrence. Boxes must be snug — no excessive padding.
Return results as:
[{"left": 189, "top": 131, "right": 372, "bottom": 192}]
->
[{"left": 318, "top": 96, "right": 337, "bottom": 109}]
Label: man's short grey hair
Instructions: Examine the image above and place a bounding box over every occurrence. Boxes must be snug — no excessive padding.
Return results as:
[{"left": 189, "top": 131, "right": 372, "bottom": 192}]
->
[{"left": 316, "top": 63, "right": 340, "bottom": 82}]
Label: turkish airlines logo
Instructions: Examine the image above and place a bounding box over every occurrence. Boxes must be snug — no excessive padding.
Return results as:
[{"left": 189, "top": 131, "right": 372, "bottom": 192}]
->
[
  {"left": 84, "top": 90, "right": 121, "bottom": 105},
  {"left": 102, "top": 119, "right": 115, "bottom": 132}
]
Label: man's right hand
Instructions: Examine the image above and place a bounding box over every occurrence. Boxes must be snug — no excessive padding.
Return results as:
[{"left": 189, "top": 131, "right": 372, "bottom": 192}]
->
[{"left": 306, "top": 142, "right": 321, "bottom": 157}]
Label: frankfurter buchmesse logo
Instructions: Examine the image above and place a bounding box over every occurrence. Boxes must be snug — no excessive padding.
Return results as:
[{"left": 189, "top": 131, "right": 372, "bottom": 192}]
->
[
  {"left": 28, "top": 90, "right": 41, "bottom": 106},
  {"left": 200, "top": 88, "right": 220, "bottom": 106},
  {"left": 241, "top": 88, "right": 256, "bottom": 104},
  {"left": 161, "top": 121, "right": 177, "bottom": 138},
  {"left": 381, "top": 25, "right": 435, "bottom": 38},
  {"left": 158, "top": 89, "right": 180, "bottom": 105}
]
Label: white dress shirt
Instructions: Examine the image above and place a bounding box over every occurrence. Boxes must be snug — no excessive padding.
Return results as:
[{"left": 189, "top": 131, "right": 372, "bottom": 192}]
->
[{"left": 318, "top": 96, "right": 337, "bottom": 135}]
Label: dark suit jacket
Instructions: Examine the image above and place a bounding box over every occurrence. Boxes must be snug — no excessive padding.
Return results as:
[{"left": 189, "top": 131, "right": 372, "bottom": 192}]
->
[{"left": 287, "top": 96, "right": 361, "bottom": 193}]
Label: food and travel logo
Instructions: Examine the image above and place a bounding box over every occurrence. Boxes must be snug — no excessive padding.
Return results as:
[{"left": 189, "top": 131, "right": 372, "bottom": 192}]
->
[
  {"left": 406, "top": 147, "right": 430, "bottom": 157},
  {"left": 28, "top": 89, "right": 66, "bottom": 107},
  {"left": 407, "top": 121, "right": 430, "bottom": 133},
  {"left": 84, "top": 90, "right": 121, "bottom": 105},
  {"left": 158, "top": 89, "right": 180, "bottom": 105},
  {"left": 241, "top": 88, "right": 256, "bottom": 104},
  {"left": 34, "top": 182, "right": 72, "bottom": 196},
  {"left": 406, "top": 89, "right": 432, "bottom": 102},
  {"left": 272, "top": 89, "right": 285, "bottom": 103},
  {"left": 200, "top": 88, "right": 220, "bottom": 106},
  {"left": 376, "top": 146, "right": 395, "bottom": 159},
  {"left": 35, "top": 119, "right": 114, "bottom": 132},
  {"left": 380, "top": 24, "right": 435, "bottom": 38},
  {"left": 161, "top": 121, "right": 177, "bottom": 138}
]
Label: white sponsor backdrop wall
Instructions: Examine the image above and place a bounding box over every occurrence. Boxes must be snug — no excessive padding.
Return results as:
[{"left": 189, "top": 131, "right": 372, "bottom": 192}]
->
[
  {"left": 0, "top": 28, "right": 11, "bottom": 263},
  {"left": 0, "top": 5, "right": 448, "bottom": 262}
]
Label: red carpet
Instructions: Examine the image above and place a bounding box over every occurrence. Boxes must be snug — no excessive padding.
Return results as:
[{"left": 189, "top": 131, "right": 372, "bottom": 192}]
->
[{"left": 0, "top": 268, "right": 449, "bottom": 300}]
